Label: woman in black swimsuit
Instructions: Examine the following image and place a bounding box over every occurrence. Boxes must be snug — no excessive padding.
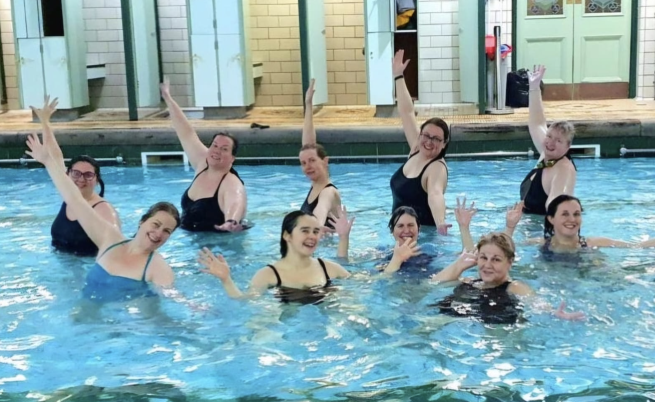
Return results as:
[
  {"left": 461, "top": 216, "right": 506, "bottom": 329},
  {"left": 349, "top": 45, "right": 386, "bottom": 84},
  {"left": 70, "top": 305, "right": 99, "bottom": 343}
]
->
[
  {"left": 32, "top": 97, "right": 120, "bottom": 256},
  {"left": 389, "top": 50, "right": 450, "bottom": 234},
  {"left": 199, "top": 211, "right": 350, "bottom": 304},
  {"left": 299, "top": 79, "right": 342, "bottom": 229}
]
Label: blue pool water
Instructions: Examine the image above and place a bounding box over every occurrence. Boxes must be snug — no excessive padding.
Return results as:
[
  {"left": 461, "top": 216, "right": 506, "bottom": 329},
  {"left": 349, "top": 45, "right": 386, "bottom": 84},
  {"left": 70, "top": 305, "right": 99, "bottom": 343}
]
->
[{"left": 1, "top": 158, "right": 655, "bottom": 400}]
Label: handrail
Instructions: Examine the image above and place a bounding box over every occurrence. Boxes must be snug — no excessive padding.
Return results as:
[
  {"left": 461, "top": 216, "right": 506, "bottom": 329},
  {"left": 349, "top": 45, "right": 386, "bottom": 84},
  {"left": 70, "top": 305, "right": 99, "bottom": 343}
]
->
[
  {"left": 236, "top": 149, "right": 536, "bottom": 161},
  {"left": 0, "top": 155, "right": 124, "bottom": 165},
  {"left": 620, "top": 146, "right": 655, "bottom": 156}
]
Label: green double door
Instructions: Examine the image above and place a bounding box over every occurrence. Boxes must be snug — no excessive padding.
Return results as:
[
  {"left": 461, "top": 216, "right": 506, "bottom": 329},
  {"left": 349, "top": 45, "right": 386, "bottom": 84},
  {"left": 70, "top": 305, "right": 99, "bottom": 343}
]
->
[{"left": 517, "top": 0, "right": 632, "bottom": 100}]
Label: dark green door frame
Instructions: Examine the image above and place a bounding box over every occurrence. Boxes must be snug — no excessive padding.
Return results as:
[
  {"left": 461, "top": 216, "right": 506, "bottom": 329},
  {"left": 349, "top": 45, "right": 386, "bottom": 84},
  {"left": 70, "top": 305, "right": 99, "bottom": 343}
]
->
[
  {"left": 512, "top": 0, "right": 640, "bottom": 98},
  {"left": 120, "top": 0, "right": 138, "bottom": 121},
  {"left": 298, "top": 0, "right": 310, "bottom": 113},
  {"left": 478, "top": 0, "right": 486, "bottom": 114}
]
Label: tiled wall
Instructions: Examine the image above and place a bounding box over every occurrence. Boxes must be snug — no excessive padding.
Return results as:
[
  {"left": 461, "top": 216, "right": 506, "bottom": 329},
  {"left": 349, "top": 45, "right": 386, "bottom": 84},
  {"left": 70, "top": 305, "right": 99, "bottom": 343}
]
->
[
  {"left": 638, "top": 1, "right": 655, "bottom": 100},
  {"left": 485, "top": 0, "right": 512, "bottom": 69},
  {"left": 0, "top": 0, "right": 18, "bottom": 109},
  {"left": 250, "top": 0, "right": 367, "bottom": 106}
]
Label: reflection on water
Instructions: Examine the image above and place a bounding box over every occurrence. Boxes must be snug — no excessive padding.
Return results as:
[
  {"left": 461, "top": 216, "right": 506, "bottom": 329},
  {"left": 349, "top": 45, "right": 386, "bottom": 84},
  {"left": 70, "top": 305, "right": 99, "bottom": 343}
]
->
[{"left": 1, "top": 159, "right": 655, "bottom": 399}]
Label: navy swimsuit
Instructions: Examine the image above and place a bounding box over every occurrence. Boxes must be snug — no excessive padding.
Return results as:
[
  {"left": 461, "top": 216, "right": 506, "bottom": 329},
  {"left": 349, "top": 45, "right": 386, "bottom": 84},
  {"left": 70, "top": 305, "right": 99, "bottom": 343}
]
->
[
  {"left": 180, "top": 165, "right": 243, "bottom": 231},
  {"left": 390, "top": 152, "right": 447, "bottom": 226},
  {"left": 300, "top": 183, "right": 337, "bottom": 228},
  {"left": 51, "top": 201, "right": 107, "bottom": 256},
  {"left": 83, "top": 240, "right": 156, "bottom": 302},
  {"left": 267, "top": 258, "right": 335, "bottom": 305},
  {"left": 520, "top": 155, "right": 575, "bottom": 215}
]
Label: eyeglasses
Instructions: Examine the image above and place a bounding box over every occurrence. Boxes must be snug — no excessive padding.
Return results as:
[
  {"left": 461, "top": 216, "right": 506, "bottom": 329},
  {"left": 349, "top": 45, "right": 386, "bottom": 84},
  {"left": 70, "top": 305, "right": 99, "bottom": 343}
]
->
[
  {"left": 70, "top": 170, "right": 96, "bottom": 180},
  {"left": 420, "top": 133, "right": 444, "bottom": 144}
]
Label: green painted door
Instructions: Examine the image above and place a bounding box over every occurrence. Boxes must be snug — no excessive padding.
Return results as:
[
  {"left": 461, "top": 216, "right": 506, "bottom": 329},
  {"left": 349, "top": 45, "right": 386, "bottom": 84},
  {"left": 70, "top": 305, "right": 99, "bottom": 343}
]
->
[
  {"left": 573, "top": 0, "right": 631, "bottom": 84},
  {"left": 517, "top": 0, "right": 632, "bottom": 99}
]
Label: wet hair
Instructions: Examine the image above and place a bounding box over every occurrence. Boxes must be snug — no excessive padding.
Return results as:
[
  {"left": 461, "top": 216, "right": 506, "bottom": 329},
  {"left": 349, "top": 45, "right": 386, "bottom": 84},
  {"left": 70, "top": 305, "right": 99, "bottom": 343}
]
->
[
  {"left": 388, "top": 206, "right": 420, "bottom": 232},
  {"left": 139, "top": 202, "right": 181, "bottom": 230},
  {"left": 476, "top": 232, "right": 516, "bottom": 262},
  {"left": 544, "top": 194, "right": 583, "bottom": 239},
  {"left": 211, "top": 132, "right": 239, "bottom": 156},
  {"left": 300, "top": 143, "right": 328, "bottom": 159},
  {"left": 548, "top": 121, "right": 575, "bottom": 143},
  {"left": 280, "top": 210, "right": 315, "bottom": 257},
  {"left": 420, "top": 117, "right": 450, "bottom": 159},
  {"left": 67, "top": 155, "right": 105, "bottom": 197}
]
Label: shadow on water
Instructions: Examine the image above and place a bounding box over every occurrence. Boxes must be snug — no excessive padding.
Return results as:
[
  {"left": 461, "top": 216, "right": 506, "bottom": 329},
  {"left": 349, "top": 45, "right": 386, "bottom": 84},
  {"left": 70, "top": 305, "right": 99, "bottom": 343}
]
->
[{"left": 2, "top": 379, "right": 655, "bottom": 402}]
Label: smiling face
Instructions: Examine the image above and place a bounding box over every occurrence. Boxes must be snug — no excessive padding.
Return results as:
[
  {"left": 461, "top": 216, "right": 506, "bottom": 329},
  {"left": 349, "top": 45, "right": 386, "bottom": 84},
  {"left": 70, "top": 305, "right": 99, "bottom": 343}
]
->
[
  {"left": 299, "top": 148, "right": 328, "bottom": 182},
  {"left": 418, "top": 123, "right": 446, "bottom": 159},
  {"left": 283, "top": 215, "right": 321, "bottom": 257},
  {"left": 542, "top": 127, "right": 571, "bottom": 161},
  {"left": 68, "top": 161, "right": 98, "bottom": 195},
  {"left": 548, "top": 200, "right": 583, "bottom": 239},
  {"left": 137, "top": 211, "right": 177, "bottom": 251},
  {"left": 207, "top": 135, "right": 236, "bottom": 169},
  {"left": 391, "top": 213, "right": 420, "bottom": 244},
  {"left": 477, "top": 243, "right": 513, "bottom": 287}
]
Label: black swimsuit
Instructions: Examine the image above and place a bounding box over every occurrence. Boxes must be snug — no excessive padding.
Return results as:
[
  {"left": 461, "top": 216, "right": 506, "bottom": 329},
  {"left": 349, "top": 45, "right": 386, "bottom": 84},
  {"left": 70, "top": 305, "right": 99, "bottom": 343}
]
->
[
  {"left": 180, "top": 165, "right": 243, "bottom": 231},
  {"left": 390, "top": 152, "right": 447, "bottom": 226},
  {"left": 300, "top": 183, "right": 337, "bottom": 228},
  {"left": 520, "top": 155, "right": 575, "bottom": 215},
  {"left": 51, "top": 201, "right": 107, "bottom": 256},
  {"left": 267, "top": 258, "right": 334, "bottom": 305},
  {"left": 433, "top": 279, "right": 522, "bottom": 324}
]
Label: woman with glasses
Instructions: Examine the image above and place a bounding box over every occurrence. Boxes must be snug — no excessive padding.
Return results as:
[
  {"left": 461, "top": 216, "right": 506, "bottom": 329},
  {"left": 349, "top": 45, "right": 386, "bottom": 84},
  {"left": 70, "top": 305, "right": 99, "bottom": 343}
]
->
[
  {"left": 32, "top": 97, "right": 121, "bottom": 256},
  {"left": 390, "top": 50, "right": 451, "bottom": 235}
]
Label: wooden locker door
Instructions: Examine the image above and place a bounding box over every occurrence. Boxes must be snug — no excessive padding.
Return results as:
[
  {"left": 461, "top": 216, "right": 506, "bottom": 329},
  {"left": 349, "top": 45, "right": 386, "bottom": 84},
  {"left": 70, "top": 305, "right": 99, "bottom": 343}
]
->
[
  {"left": 42, "top": 37, "right": 72, "bottom": 108},
  {"left": 217, "top": 34, "right": 245, "bottom": 106},
  {"left": 17, "top": 38, "right": 45, "bottom": 109},
  {"left": 131, "top": 0, "right": 161, "bottom": 107},
  {"left": 191, "top": 35, "right": 220, "bottom": 106},
  {"left": 365, "top": 0, "right": 394, "bottom": 105}
]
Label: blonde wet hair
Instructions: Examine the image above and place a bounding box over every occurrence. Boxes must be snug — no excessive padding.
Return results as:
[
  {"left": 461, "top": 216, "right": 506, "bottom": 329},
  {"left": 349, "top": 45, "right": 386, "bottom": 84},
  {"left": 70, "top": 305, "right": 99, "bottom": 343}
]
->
[{"left": 476, "top": 232, "right": 516, "bottom": 261}]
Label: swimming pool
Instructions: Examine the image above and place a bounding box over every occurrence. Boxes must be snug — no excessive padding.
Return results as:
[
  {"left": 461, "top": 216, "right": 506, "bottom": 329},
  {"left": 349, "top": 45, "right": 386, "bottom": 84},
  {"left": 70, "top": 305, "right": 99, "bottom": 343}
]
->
[{"left": 1, "top": 158, "right": 655, "bottom": 400}]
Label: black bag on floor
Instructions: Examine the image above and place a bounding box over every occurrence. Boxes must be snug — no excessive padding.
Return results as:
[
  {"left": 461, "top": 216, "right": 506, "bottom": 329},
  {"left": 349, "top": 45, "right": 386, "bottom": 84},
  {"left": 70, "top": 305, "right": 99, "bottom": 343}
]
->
[{"left": 506, "top": 69, "right": 544, "bottom": 108}]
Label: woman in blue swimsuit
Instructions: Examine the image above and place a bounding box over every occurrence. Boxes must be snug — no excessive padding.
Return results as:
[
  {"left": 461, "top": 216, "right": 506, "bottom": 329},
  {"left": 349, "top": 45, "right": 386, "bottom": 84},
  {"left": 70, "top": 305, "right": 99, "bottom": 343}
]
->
[
  {"left": 31, "top": 97, "right": 120, "bottom": 256},
  {"left": 199, "top": 211, "right": 350, "bottom": 304},
  {"left": 26, "top": 128, "right": 180, "bottom": 303}
]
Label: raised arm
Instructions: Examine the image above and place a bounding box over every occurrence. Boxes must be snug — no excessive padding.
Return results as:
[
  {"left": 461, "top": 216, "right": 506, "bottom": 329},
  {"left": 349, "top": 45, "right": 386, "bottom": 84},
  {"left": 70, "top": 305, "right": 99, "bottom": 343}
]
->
[
  {"left": 160, "top": 77, "right": 208, "bottom": 168},
  {"left": 384, "top": 238, "right": 421, "bottom": 273},
  {"left": 215, "top": 176, "right": 248, "bottom": 232},
  {"left": 504, "top": 201, "right": 524, "bottom": 238},
  {"left": 26, "top": 134, "right": 122, "bottom": 251},
  {"left": 393, "top": 50, "right": 420, "bottom": 152},
  {"left": 527, "top": 65, "right": 548, "bottom": 155},
  {"left": 430, "top": 251, "right": 477, "bottom": 283},
  {"left": 426, "top": 163, "right": 450, "bottom": 234},
  {"left": 330, "top": 206, "right": 355, "bottom": 259},
  {"left": 30, "top": 96, "right": 66, "bottom": 171},
  {"left": 454, "top": 197, "right": 476, "bottom": 251},
  {"left": 302, "top": 78, "right": 317, "bottom": 146}
]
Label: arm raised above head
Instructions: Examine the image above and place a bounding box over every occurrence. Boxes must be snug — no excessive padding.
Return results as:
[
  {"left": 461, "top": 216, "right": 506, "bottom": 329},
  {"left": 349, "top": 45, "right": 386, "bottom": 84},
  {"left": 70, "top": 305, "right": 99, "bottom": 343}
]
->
[
  {"left": 302, "top": 78, "right": 317, "bottom": 146},
  {"left": 528, "top": 66, "right": 548, "bottom": 155},
  {"left": 393, "top": 50, "right": 420, "bottom": 152},
  {"left": 160, "top": 77, "right": 208, "bottom": 169}
]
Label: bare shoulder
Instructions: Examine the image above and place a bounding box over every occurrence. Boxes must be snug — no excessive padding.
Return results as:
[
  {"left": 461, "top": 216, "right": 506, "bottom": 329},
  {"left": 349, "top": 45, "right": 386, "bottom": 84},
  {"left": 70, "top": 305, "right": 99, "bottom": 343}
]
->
[
  {"left": 507, "top": 280, "right": 534, "bottom": 296},
  {"left": 252, "top": 265, "right": 278, "bottom": 287},
  {"left": 147, "top": 254, "right": 175, "bottom": 287},
  {"left": 322, "top": 259, "right": 350, "bottom": 279}
]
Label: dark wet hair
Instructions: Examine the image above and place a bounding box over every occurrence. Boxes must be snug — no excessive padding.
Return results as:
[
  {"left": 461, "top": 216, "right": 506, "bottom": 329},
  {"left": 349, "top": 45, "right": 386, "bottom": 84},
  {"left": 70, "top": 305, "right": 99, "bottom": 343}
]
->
[
  {"left": 388, "top": 206, "right": 420, "bottom": 232},
  {"left": 211, "top": 132, "right": 239, "bottom": 156},
  {"left": 280, "top": 210, "right": 315, "bottom": 257},
  {"left": 67, "top": 155, "right": 105, "bottom": 197},
  {"left": 477, "top": 232, "right": 516, "bottom": 261},
  {"left": 420, "top": 117, "right": 450, "bottom": 159},
  {"left": 544, "top": 194, "right": 583, "bottom": 239},
  {"left": 300, "top": 143, "right": 328, "bottom": 159},
  {"left": 139, "top": 202, "right": 181, "bottom": 230}
]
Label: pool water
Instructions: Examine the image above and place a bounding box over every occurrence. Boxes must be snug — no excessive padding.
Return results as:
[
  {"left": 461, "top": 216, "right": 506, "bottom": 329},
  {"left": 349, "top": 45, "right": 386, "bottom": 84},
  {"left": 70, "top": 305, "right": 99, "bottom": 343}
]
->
[{"left": 1, "top": 158, "right": 655, "bottom": 400}]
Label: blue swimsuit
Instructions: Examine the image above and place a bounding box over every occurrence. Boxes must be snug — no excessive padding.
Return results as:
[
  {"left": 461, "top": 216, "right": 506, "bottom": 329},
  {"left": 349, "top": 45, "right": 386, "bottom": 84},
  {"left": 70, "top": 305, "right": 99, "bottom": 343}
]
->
[{"left": 83, "top": 240, "right": 156, "bottom": 302}]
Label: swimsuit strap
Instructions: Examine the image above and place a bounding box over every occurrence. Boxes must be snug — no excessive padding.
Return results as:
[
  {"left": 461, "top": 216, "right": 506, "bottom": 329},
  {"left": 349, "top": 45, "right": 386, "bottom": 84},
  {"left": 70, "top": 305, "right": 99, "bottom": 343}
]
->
[
  {"left": 192, "top": 164, "right": 210, "bottom": 183},
  {"left": 418, "top": 157, "right": 444, "bottom": 177},
  {"left": 91, "top": 200, "right": 107, "bottom": 208},
  {"left": 267, "top": 264, "right": 282, "bottom": 287},
  {"left": 141, "top": 252, "right": 155, "bottom": 282},
  {"left": 317, "top": 258, "right": 330, "bottom": 281},
  {"left": 98, "top": 239, "right": 131, "bottom": 258},
  {"left": 214, "top": 171, "right": 230, "bottom": 196}
]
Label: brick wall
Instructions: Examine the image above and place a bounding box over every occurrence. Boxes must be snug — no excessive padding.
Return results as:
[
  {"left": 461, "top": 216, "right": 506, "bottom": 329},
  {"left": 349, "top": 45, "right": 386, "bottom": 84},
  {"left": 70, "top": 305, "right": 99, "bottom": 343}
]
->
[
  {"left": 249, "top": 0, "right": 367, "bottom": 106},
  {"left": 0, "top": 0, "right": 18, "bottom": 110}
]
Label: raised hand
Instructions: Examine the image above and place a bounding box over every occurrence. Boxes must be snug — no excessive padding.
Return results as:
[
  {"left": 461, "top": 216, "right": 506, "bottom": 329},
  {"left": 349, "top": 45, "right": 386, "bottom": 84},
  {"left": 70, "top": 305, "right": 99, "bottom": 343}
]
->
[
  {"left": 506, "top": 201, "right": 524, "bottom": 230},
  {"left": 554, "top": 301, "right": 586, "bottom": 321},
  {"left": 454, "top": 196, "right": 477, "bottom": 228},
  {"left": 392, "top": 237, "right": 421, "bottom": 263},
  {"left": 392, "top": 49, "right": 410, "bottom": 77},
  {"left": 305, "top": 78, "right": 315, "bottom": 106},
  {"left": 454, "top": 249, "right": 478, "bottom": 271},
  {"left": 25, "top": 133, "right": 53, "bottom": 165},
  {"left": 30, "top": 95, "right": 58, "bottom": 124},
  {"left": 328, "top": 205, "right": 355, "bottom": 238},
  {"left": 528, "top": 65, "right": 546, "bottom": 89},
  {"left": 160, "top": 76, "right": 172, "bottom": 101},
  {"left": 198, "top": 247, "right": 232, "bottom": 281}
]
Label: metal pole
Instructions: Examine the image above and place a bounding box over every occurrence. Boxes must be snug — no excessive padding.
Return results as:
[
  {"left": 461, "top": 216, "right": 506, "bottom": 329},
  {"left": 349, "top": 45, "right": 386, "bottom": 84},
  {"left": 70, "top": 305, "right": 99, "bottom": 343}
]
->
[
  {"left": 494, "top": 25, "right": 503, "bottom": 110},
  {"left": 298, "top": 0, "right": 310, "bottom": 114},
  {"left": 120, "top": 0, "right": 139, "bottom": 121}
]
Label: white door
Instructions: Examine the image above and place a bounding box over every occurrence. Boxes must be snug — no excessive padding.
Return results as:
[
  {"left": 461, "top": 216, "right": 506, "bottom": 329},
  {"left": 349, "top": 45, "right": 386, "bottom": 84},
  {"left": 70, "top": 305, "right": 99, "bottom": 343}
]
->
[
  {"left": 17, "top": 38, "right": 45, "bottom": 108},
  {"left": 42, "top": 37, "right": 72, "bottom": 108},
  {"left": 365, "top": 0, "right": 394, "bottom": 105},
  {"left": 458, "top": 0, "right": 478, "bottom": 103},
  {"left": 301, "top": 0, "right": 328, "bottom": 105},
  {"left": 217, "top": 34, "right": 245, "bottom": 106},
  {"left": 188, "top": 0, "right": 215, "bottom": 35},
  {"left": 191, "top": 35, "right": 219, "bottom": 106},
  {"left": 131, "top": 0, "right": 160, "bottom": 107}
]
